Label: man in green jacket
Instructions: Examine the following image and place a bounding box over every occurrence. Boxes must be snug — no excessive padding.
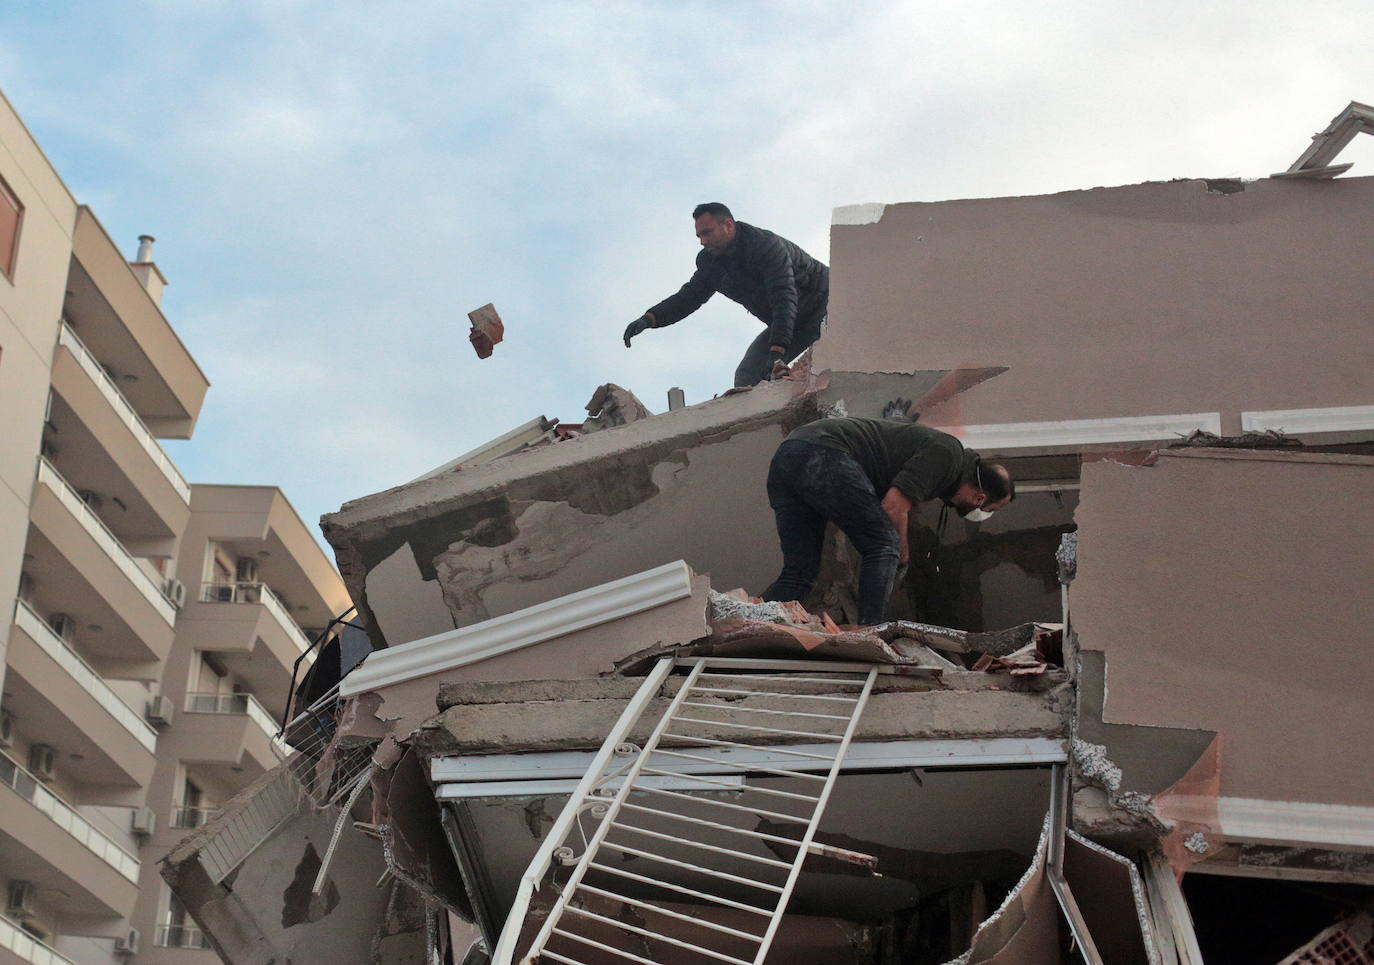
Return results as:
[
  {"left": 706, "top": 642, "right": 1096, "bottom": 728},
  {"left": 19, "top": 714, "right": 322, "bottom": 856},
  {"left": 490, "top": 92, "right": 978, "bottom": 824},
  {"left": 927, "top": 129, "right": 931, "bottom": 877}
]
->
[{"left": 761, "top": 418, "right": 1015, "bottom": 626}]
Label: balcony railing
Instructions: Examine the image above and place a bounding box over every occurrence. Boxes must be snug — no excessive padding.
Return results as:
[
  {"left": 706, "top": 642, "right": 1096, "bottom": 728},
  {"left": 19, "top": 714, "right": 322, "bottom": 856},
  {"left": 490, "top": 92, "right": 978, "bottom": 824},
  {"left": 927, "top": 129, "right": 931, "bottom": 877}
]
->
[
  {"left": 185, "top": 692, "right": 288, "bottom": 754},
  {"left": 36, "top": 458, "right": 177, "bottom": 626},
  {"left": 155, "top": 924, "right": 211, "bottom": 949},
  {"left": 172, "top": 805, "right": 223, "bottom": 829},
  {"left": 12, "top": 601, "right": 158, "bottom": 753},
  {"left": 199, "top": 581, "right": 313, "bottom": 652},
  {"left": 57, "top": 322, "right": 191, "bottom": 503},
  {"left": 0, "top": 751, "right": 140, "bottom": 882},
  {"left": 0, "top": 915, "right": 80, "bottom": 965}
]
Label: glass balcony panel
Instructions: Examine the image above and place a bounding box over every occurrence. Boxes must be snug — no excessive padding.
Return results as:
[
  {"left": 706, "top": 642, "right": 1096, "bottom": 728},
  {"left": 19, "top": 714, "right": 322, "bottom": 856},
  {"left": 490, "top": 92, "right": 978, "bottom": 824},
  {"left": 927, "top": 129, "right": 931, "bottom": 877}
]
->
[
  {"left": 198, "top": 581, "right": 312, "bottom": 652},
  {"left": 155, "top": 924, "right": 211, "bottom": 949},
  {"left": 13, "top": 601, "right": 159, "bottom": 752},
  {"left": 184, "top": 691, "right": 288, "bottom": 754},
  {"left": 36, "top": 459, "right": 176, "bottom": 624},
  {"left": 0, "top": 751, "right": 140, "bottom": 882},
  {"left": 57, "top": 323, "right": 191, "bottom": 502},
  {"left": 0, "top": 916, "right": 81, "bottom": 965}
]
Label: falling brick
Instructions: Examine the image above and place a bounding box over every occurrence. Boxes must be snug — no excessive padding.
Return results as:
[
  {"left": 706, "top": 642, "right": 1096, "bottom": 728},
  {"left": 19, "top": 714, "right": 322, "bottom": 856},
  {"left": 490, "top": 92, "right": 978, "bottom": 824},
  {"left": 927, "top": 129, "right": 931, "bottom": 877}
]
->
[{"left": 467, "top": 303, "right": 504, "bottom": 359}]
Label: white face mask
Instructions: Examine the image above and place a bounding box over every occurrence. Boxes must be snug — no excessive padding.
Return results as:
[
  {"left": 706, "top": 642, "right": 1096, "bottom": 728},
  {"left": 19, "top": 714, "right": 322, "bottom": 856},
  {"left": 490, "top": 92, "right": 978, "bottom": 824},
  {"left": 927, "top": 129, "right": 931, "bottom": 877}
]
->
[{"left": 964, "top": 508, "right": 995, "bottom": 523}]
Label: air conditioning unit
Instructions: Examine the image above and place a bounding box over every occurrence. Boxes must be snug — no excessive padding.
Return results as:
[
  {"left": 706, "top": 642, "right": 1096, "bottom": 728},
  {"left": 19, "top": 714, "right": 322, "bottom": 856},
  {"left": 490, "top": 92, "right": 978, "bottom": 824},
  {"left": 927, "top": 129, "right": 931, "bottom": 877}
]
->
[
  {"left": 29, "top": 743, "right": 57, "bottom": 781},
  {"left": 130, "top": 807, "right": 157, "bottom": 836},
  {"left": 164, "top": 578, "right": 187, "bottom": 609},
  {"left": 5, "top": 880, "right": 36, "bottom": 919},
  {"left": 146, "top": 695, "right": 174, "bottom": 727},
  {"left": 0, "top": 709, "right": 13, "bottom": 747},
  {"left": 114, "top": 927, "right": 140, "bottom": 956},
  {"left": 77, "top": 489, "right": 103, "bottom": 511},
  {"left": 235, "top": 557, "right": 259, "bottom": 583},
  {"left": 48, "top": 613, "right": 76, "bottom": 641}
]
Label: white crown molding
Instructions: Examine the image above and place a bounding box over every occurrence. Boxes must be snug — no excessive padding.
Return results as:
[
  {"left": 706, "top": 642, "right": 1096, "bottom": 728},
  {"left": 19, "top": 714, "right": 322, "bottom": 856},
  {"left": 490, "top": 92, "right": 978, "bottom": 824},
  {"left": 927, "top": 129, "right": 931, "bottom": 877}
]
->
[
  {"left": 340, "top": 560, "right": 696, "bottom": 696},
  {"left": 954, "top": 412, "right": 1222, "bottom": 452},
  {"left": 1157, "top": 794, "right": 1374, "bottom": 849},
  {"left": 1241, "top": 404, "right": 1374, "bottom": 436}
]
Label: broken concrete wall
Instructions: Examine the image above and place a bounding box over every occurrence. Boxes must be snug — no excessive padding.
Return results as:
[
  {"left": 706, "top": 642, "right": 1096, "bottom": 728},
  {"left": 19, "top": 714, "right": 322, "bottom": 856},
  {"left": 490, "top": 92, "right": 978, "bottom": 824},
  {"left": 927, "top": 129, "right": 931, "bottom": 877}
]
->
[
  {"left": 822, "top": 177, "right": 1374, "bottom": 433},
  {"left": 162, "top": 786, "right": 423, "bottom": 964},
  {"left": 324, "top": 381, "right": 812, "bottom": 649},
  {"left": 1071, "top": 448, "right": 1374, "bottom": 807}
]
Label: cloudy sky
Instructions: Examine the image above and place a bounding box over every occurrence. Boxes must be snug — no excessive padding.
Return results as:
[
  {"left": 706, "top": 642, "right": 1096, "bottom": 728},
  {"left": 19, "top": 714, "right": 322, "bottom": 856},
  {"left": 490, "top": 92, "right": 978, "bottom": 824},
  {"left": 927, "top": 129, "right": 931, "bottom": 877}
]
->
[{"left": 3, "top": 2, "right": 1370, "bottom": 548}]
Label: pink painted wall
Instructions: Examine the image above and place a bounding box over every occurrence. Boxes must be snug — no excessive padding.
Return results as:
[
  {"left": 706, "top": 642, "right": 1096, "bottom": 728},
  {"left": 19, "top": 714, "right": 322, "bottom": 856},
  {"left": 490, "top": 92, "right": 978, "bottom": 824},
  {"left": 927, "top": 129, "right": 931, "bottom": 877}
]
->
[
  {"left": 821, "top": 177, "right": 1374, "bottom": 433},
  {"left": 1071, "top": 449, "right": 1374, "bottom": 806}
]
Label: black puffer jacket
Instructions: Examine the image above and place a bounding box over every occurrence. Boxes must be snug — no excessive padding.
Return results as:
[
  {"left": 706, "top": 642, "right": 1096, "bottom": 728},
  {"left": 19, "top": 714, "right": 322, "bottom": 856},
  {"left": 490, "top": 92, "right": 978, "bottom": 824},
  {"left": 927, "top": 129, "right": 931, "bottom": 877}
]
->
[{"left": 646, "top": 222, "right": 828, "bottom": 351}]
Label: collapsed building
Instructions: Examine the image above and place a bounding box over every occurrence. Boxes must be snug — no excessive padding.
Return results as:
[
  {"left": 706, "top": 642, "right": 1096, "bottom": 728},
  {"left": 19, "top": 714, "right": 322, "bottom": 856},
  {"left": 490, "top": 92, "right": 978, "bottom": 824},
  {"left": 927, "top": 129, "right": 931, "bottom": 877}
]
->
[{"left": 161, "top": 102, "right": 1374, "bottom": 964}]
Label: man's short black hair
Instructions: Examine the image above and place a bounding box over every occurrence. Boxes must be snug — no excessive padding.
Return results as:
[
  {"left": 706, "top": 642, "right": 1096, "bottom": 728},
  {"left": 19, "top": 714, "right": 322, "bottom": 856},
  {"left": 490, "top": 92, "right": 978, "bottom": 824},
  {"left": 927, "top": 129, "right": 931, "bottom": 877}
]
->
[
  {"left": 977, "top": 461, "right": 1015, "bottom": 503},
  {"left": 692, "top": 202, "right": 734, "bottom": 222}
]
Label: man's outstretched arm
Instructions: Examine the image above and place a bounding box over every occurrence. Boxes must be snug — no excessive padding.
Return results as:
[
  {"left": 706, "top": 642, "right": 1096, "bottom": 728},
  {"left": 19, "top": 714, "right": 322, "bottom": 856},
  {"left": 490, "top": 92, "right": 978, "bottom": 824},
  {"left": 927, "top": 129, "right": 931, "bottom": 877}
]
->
[
  {"left": 625, "top": 266, "right": 717, "bottom": 348},
  {"left": 880, "top": 487, "right": 914, "bottom": 564}
]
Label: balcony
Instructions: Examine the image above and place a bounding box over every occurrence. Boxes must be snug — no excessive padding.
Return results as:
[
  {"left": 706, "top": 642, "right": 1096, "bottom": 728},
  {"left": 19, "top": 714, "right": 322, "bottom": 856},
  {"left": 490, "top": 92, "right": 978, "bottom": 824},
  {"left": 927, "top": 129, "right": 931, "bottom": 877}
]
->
[
  {"left": 177, "top": 692, "right": 288, "bottom": 784},
  {"left": 0, "top": 916, "right": 80, "bottom": 965},
  {"left": 171, "top": 806, "right": 222, "bottom": 830},
  {"left": 6, "top": 601, "right": 157, "bottom": 788},
  {"left": 56, "top": 323, "right": 190, "bottom": 501},
  {"left": 30, "top": 458, "right": 176, "bottom": 658},
  {"left": 66, "top": 207, "right": 208, "bottom": 438},
  {"left": 176, "top": 582, "right": 314, "bottom": 722},
  {"left": 154, "top": 924, "right": 210, "bottom": 950},
  {"left": 0, "top": 753, "right": 140, "bottom": 920}
]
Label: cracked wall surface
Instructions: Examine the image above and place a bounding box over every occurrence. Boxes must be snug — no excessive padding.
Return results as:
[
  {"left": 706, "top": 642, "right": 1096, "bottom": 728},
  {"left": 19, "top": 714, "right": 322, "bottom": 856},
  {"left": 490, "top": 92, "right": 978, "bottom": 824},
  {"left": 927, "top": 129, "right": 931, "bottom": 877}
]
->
[
  {"left": 821, "top": 177, "right": 1374, "bottom": 433},
  {"left": 323, "top": 380, "right": 814, "bottom": 648},
  {"left": 1071, "top": 448, "right": 1374, "bottom": 807}
]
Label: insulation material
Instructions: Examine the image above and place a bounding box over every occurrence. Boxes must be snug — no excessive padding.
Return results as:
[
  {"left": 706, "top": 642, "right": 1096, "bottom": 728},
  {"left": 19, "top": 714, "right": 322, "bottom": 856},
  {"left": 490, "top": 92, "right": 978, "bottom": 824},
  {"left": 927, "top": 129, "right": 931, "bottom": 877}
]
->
[
  {"left": 1062, "top": 831, "right": 1157, "bottom": 965},
  {"left": 1149, "top": 735, "right": 1224, "bottom": 878}
]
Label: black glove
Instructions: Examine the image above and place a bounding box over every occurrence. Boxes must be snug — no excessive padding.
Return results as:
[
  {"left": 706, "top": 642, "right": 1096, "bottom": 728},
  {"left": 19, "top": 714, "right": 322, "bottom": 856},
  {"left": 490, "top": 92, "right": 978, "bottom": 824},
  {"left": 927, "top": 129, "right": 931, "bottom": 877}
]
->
[
  {"left": 882, "top": 397, "right": 914, "bottom": 421},
  {"left": 623, "top": 315, "right": 652, "bottom": 347}
]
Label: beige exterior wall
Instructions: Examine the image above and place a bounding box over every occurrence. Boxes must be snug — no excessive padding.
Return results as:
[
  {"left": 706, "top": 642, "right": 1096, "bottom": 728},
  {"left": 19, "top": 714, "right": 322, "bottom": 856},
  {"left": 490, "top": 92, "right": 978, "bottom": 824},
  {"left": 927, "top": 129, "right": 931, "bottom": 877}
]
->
[
  {"left": 1, "top": 89, "right": 346, "bottom": 965},
  {"left": 821, "top": 177, "right": 1374, "bottom": 435},
  {"left": 1072, "top": 449, "right": 1374, "bottom": 807}
]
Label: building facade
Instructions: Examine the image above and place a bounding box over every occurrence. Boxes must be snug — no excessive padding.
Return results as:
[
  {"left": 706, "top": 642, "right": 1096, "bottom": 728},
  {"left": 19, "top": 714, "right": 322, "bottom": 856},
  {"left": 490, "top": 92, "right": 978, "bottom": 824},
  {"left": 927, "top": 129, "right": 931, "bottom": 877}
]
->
[{"left": 0, "top": 89, "right": 350, "bottom": 965}]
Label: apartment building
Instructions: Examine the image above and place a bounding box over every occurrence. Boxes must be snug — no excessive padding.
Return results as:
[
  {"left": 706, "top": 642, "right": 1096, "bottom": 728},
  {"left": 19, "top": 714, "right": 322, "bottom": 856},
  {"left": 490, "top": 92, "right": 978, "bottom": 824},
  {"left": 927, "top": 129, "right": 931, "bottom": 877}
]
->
[
  {"left": 162, "top": 105, "right": 1373, "bottom": 963},
  {"left": 0, "top": 90, "right": 350, "bottom": 965}
]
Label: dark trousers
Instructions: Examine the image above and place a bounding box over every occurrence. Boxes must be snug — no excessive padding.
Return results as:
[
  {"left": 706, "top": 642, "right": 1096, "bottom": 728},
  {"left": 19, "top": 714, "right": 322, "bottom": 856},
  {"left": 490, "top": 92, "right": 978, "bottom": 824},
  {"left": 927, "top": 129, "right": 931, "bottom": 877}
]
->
[
  {"left": 761, "top": 439, "right": 901, "bottom": 626},
  {"left": 733, "top": 316, "right": 825, "bottom": 387}
]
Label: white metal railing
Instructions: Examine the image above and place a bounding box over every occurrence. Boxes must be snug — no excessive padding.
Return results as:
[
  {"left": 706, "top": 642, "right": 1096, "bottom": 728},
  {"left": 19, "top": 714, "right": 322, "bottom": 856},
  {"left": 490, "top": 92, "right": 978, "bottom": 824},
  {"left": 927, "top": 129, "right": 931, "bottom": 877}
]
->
[
  {"left": 57, "top": 322, "right": 191, "bottom": 502},
  {"left": 0, "top": 914, "right": 81, "bottom": 965},
  {"left": 496, "top": 658, "right": 879, "bottom": 965},
  {"left": 184, "top": 692, "right": 288, "bottom": 755},
  {"left": 155, "top": 924, "right": 210, "bottom": 949},
  {"left": 0, "top": 751, "right": 140, "bottom": 882},
  {"left": 36, "top": 458, "right": 177, "bottom": 625},
  {"left": 12, "top": 600, "right": 158, "bottom": 753},
  {"left": 199, "top": 582, "right": 313, "bottom": 653},
  {"left": 172, "top": 805, "right": 223, "bottom": 829}
]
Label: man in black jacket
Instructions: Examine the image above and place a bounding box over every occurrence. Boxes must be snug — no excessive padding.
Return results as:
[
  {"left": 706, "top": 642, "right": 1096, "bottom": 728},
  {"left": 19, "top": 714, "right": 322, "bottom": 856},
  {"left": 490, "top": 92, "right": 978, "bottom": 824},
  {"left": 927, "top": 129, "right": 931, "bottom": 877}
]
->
[
  {"left": 623, "top": 203, "right": 829, "bottom": 387},
  {"left": 761, "top": 418, "right": 1015, "bottom": 627}
]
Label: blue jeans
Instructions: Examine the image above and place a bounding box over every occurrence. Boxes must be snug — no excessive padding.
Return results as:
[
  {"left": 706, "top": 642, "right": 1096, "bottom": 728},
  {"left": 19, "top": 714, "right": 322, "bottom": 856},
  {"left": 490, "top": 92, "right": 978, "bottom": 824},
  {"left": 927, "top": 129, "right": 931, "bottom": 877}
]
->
[
  {"left": 733, "top": 316, "right": 825, "bottom": 387},
  {"left": 762, "top": 439, "right": 901, "bottom": 626}
]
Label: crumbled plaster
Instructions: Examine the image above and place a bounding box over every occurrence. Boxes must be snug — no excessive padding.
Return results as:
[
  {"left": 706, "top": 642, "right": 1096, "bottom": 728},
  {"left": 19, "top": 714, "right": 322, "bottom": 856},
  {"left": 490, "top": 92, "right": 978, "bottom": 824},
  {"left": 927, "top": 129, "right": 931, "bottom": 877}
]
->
[
  {"left": 1072, "top": 738, "right": 1123, "bottom": 794},
  {"left": 1056, "top": 531, "right": 1078, "bottom": 585},
  {"left": 832, "top": 202, "right": 888, "bottom": 225}
]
